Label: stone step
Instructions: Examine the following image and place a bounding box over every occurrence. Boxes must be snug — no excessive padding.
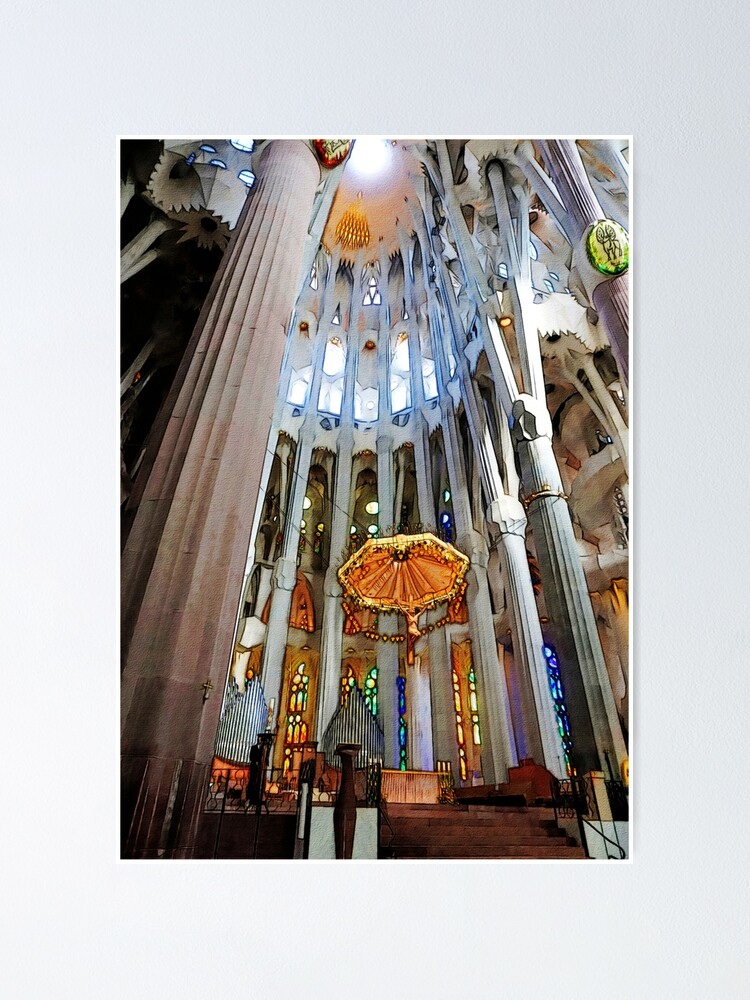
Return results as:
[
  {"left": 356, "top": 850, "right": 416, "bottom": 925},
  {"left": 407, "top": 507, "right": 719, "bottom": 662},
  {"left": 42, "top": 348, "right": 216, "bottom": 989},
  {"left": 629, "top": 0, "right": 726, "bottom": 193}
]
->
[
  {"left": 384, "top": 805, "right": 556, "bottom": 820},
  {"left": 385, "top": 802, "right": 548, "bottom": 814},
  {"left": 388, "top": 832, "right": 575, "bottom": 847},
  {"left": 391, "top": 843, "right": 587, "bottom": 859},
  {"left": 383, "top": 814, "right": 560, "bottom": 830},
  {"left": 466, "top": 805, "right": 556, "bottom": 817}
]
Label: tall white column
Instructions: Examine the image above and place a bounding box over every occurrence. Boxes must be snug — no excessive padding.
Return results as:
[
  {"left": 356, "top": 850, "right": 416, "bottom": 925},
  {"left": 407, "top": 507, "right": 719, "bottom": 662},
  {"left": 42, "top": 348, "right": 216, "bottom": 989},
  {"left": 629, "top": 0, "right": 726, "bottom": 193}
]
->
[
  {"left": 376, "top": 429, "right": 400, "bottom": 768},
  {"left": 407, "top": 652, "right": 434, "bottom": 770},
  {"left": 317, "top": 430, "right": 354, "bottom": 739},
  {"left": 430, "top": 625, "right": 460, "bottom": 774},
  {"left": 511, "top": 393, "right": 628, "bottom": 774},
  {"left": 461, "top": 533, "right": 517, "bottom": 784},
  {"left": 259, "top": 434, "right": 314, "bottom": 726},
  {"left": 487, "top": 496, "right": 564, "bottom": 776}
]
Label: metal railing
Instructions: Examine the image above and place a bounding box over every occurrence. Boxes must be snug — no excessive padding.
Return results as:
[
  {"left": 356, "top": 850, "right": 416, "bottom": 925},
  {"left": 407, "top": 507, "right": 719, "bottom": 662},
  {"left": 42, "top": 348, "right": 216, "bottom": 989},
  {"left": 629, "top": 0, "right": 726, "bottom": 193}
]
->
[
  {"left": 550, "top": 774, "right": 628, "bottom": 859},
  {"left": 205, "top": 756, "right": 384, "bottom": 858}
]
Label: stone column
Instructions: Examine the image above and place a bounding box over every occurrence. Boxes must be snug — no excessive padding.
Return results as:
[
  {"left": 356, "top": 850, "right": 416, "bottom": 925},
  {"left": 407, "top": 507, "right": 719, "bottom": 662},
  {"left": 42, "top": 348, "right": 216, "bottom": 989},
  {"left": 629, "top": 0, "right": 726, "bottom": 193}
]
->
[
  {"left": 487, "top": 496, "right": 564, "bottom": 777},
  {"left": 430, "top": 625, "right": 461, "bottom": 774},
  {"left": 121, "top": 140, "right": 320, "bottom": 857},
  {"left": 449, "top": 363, "right": 561, "bottom": 776},
  {"left": 407, "top": 652, "right": 434, "bottom": 771},
  {"left": 462, "top": 532, "right": 517, "bottom": 784},
  {"left": 537, "top": 140, "right": 629, "bottom": 385},
  {"left": 317, "top": 250, "right": 362, "bottom": 745},
  {"left": 511, "top": 394, "right": 628, "bottom": 775},
  {"left": 261, "top": 269, "right": 335, "bottom": 722},
  {"left": 258, "top": 433, "right": 314, "bottom": 726},
  {"left": 317, "top": 431, "right": 354, "bottom": 739},
  {"left": 376, "top": 429, "right": 399, "bottom": 768}
]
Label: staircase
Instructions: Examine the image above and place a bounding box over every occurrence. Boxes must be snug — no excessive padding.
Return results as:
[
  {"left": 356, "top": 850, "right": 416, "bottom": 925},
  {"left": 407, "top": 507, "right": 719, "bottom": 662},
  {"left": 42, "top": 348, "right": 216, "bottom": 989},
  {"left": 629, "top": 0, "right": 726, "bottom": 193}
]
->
[{"left": 381, "top": 802, "right": 586, "bottom": 859}]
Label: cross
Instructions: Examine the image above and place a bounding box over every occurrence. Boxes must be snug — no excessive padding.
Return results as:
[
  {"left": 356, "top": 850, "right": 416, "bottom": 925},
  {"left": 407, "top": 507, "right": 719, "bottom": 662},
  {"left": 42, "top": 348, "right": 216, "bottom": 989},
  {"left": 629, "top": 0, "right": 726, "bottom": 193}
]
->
[{"left": 201, "top": 679, "right": 213, "bottom": 701}]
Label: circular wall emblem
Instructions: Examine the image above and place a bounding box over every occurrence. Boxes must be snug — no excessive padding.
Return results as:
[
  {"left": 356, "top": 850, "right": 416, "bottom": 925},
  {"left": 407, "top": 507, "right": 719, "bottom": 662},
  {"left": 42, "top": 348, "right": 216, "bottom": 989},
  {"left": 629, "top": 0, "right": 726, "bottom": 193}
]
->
[
  {"left": 313, "top": 139, "right": 352, "bottom": 167},
  {"left": 586, "top": 219, "right": 629, "bottom": 275}
]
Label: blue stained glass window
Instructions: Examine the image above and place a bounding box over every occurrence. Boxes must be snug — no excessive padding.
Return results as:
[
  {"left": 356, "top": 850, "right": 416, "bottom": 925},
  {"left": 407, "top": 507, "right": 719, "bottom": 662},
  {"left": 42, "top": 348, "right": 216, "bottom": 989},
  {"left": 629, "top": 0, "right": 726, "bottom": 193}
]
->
[
  {"left": 200, "top": 144, "right": 217, "bottom": 153},
  {"left": 209, "top": 159, "right": 227, "bottom": 169},
  {"left": 397, "top": 676, "right": 407, "bottom": 770},
  {"left": 544, "top": 642, "right": 574, "bottom": 776},
  {"left": 238, "top": 169, "right": 255, "bottom": 187}
]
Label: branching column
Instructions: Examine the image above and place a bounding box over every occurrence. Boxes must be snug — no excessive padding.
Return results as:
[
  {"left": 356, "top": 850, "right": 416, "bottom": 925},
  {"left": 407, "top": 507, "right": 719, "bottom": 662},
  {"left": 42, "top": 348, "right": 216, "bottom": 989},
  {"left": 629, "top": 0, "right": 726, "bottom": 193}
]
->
[
  {"left": 259, "top": 432, "right": 314, "bottom": 727},
  {"left": 317, "top": 429, "right": 353, "bottom": 739},
  {"left": 376, "top": 428, "right": 400, "bottom": 769},
  {"left": 512, "top": 394, "right": 628, "bottom": 774}
]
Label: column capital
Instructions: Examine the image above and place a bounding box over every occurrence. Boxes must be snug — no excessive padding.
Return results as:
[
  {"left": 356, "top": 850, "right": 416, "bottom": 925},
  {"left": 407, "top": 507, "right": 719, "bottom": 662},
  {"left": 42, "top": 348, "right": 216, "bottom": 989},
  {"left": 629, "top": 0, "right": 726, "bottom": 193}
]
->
[
  {"left": 272, "top": 556, "right": 298, "bottom": 591},
  {"left": 323, "top": 566, "right": 342, "bottom": 598},
  {"left": 459, "top": 529, "right": 490, "bottom": 568},
  {"left": 487, "top": 495, "right": 527, "bottom": 536},
  {"left": 511, "top": 394, "right": 553, "bottom": 444}
]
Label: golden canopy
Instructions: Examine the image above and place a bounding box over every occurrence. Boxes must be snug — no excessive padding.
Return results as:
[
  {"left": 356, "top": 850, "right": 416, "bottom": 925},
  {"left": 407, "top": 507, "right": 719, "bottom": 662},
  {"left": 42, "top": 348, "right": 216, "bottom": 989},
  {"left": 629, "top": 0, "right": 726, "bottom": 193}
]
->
[{"left": 337, "top": 533, "right": 470, "bottom": 663}]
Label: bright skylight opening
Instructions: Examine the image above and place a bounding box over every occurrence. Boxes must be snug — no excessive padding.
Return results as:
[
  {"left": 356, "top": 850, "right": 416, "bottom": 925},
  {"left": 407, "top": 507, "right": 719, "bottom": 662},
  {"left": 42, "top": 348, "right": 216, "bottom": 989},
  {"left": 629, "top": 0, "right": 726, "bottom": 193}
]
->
[
  {"left": 322, "top": 338, "right": 345, "bottom": 377},
  {"left": 349, "top": 137, "right": 390, "bottom": 175},
  {"left": 230, "top": 138, "right": 255, "bottom": 152},
  {"left": 238, "top": 169, "right": 255, "bottom": 187},
  {"left": 209, "top": 159, "right": 227, "bottom": 169},
  {"left": 200, "top": 144, "right": 217, "bottom": 153}
]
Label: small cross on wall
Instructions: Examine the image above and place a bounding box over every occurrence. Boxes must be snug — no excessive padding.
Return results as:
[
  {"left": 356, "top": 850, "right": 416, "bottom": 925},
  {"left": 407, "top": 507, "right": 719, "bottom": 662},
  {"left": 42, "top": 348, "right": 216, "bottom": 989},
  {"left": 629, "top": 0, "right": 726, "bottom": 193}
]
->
[{"left": 201, "top": 679, "right": 213, "bottom": 701}]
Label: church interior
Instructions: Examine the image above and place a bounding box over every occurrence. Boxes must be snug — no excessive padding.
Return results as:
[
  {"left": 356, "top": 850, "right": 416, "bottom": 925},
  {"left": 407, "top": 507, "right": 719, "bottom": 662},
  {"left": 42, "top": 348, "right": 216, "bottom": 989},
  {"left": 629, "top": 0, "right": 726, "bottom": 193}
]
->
[{"left": 120, "top": 137, "right": 630, "bottom": 860}]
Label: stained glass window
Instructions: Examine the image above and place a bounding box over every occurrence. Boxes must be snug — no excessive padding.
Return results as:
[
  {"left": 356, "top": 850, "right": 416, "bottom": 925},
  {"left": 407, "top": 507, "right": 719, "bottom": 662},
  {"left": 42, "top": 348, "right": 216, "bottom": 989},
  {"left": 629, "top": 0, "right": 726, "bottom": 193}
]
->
[
  {"left": 452, "top": 667, "right": 468, "bottom": 780},
  {"left": 543, "top": 644, "right": 574, "bottom": 776},
  {"left": 468, "top": 666, "right": 481, "bottom": 745},
  {"left": 364, "top": 665, "right": 378, "bottom": 717},
  {"left": 397, "top": 676, "right": 407, "bottom": 771},
  {"left": 341, "top": 665, "right": 357, "bottom": 705},
  {"left": 288, "top": 663, "right": 309, "bottom": 713},
  {"left": 283, "top": 664, "right": 310, "bottom": 772}
]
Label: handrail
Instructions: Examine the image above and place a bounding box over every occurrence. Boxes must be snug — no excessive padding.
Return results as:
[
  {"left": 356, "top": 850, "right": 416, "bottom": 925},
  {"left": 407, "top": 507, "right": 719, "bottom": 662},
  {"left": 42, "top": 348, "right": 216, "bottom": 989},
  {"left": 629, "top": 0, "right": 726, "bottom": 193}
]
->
[
  {"left": 550, "top": 774, "right": 627, "bottom": 859},
  {"left": 579, "top": 817, "right": 626, "bottom": 859}
]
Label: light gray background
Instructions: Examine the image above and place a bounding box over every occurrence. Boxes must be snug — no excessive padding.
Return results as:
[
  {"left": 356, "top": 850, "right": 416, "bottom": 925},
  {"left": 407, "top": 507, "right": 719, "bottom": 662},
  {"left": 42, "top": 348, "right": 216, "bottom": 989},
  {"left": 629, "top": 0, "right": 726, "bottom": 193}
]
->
[{"left": 1, "top": 1, "right": 748, "bottom": 996}]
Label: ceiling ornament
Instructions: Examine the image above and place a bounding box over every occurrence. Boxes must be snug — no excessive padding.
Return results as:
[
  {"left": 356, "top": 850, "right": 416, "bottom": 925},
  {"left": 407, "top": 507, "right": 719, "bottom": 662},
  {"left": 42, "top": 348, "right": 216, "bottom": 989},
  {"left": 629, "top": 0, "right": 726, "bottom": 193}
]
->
[
  {"left": 147, "top": 149, "right": 206, "bottom": 214},
  {"left": 173, "top": 208, "right": 231, "bottom": 252},
  {"left": 335, "top": 192, "right": 370, "bottom": 250},
  {"left": 586, "top": 219, "right": 629, "bottom": 276},
  {"left": 313, "top": 139, "right": 352, "bottom": 167}
]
